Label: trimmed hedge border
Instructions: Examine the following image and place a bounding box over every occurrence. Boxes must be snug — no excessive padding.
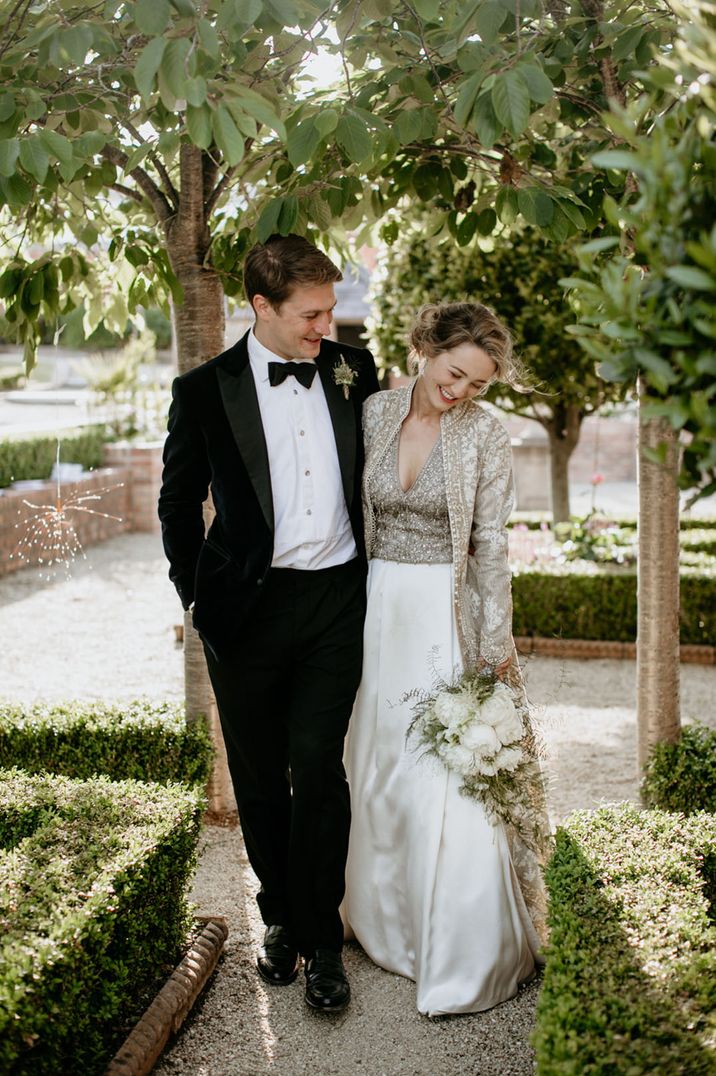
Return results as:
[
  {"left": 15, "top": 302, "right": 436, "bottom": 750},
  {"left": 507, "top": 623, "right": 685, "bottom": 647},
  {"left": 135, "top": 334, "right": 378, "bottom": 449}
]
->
[
  {"left": 0, "top": 426, "right": 107, "bottom": 488},
  {"left": 510, "top": 513, "right": 715, "bottom": 531},
  {"left": 512, "top": 563, "right": 716, "bottom": 646},
  {"left": 534, "top": 805, "right": 716, "bottom": 1075},
  {"left": 0, "top": 769, "right": 203, "bottom": 1075},
  {"left": 0, "top": 700, "right": 213, "bottom": 788}
]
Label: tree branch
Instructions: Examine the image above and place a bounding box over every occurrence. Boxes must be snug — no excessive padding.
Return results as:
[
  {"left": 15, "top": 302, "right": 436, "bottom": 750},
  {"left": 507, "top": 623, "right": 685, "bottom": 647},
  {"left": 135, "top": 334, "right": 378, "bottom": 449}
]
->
[
  {"left": 101, "top": 145, "right": 174, "bottom": 224},
  {"left": 120, "top": 120, "right": 180, "bottom": 210},
  {"left": 109, "top": 182, "right": 145, "bottom": 205}
]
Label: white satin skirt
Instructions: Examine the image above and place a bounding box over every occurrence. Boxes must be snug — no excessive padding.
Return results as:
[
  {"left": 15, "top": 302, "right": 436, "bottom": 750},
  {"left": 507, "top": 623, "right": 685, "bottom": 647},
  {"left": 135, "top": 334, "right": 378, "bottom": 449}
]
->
[{"left": 343, "top": 559, "right": 538, "bottom": 1016}]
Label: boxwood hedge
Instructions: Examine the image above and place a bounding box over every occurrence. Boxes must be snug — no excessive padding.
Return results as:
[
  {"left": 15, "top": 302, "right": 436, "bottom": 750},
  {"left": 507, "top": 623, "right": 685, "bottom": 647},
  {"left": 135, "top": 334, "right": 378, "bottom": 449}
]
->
[
  {"left": 0, "top": 427, "right": 107, "bottom": 488},
  {"left": 511, "top": 563, "right": 715, "bottom": 646},
  {"left": 643, "top": 724, "right": 716, "bottom": 815},
  {"left": 534, "top": 805, "right": 716, "bottom": 1075},
  {"left": 0, "top": 769, "right": 203, "bottom": 1075},
  {"left": 0, "top": 700, "right": 212, "bottom": 787}
]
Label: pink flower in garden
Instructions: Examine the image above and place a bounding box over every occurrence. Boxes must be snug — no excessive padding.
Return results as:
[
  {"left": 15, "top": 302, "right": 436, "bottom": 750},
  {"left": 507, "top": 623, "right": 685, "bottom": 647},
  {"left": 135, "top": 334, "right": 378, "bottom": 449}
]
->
[{"left": 591, "top": 473, "right": 605, "bottom": 486}]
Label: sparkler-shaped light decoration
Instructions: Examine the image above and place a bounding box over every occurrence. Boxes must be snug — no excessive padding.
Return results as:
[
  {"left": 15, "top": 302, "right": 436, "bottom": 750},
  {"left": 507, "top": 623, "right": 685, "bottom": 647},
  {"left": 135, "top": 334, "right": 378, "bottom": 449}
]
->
[{"left": 9, "top": 439, "right": 124, "bottom": 580}]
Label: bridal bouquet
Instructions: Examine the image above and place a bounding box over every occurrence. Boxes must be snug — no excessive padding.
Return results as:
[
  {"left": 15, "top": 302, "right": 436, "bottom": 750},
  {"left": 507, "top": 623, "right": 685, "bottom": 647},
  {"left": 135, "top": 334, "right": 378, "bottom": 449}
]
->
[{"left": 405, "top": 667, "right": 547, "bottom": 853}]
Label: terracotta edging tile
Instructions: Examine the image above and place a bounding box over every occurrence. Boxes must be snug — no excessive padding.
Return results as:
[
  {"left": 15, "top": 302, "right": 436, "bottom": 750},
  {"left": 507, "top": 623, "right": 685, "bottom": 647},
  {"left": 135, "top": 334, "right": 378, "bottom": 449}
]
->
[
  {"left": 105, "top": 916, "right": 228, "bottom": 1076},
  {"left": 514, "top": 637, "right": 715, "bottom": 665}
]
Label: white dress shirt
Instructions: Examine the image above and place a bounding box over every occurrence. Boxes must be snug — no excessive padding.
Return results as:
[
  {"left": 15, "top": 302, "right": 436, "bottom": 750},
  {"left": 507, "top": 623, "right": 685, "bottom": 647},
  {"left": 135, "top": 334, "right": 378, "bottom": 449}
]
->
[{"left": 247, "top": 329, "right": 357, "bottom": 569}]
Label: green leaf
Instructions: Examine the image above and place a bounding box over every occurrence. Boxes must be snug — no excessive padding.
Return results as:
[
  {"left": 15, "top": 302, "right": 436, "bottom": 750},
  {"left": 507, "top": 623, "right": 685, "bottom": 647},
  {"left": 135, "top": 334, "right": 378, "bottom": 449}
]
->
[
  {"left": 257, "top": 198, "right": 283, "bottom": 243},
  {"left": 0, "top": 93, "right": 15, "bottom": 123},
  {"left": 591, "top": 149, "right": 642, "bottom": 172},
  {"left": 0, "top": 173, "right": 32, "bottom": 206},
  {"left": 491, "top": 70, "right": 530, "bottom": 136},
  {"left": 518, "top": 63, "right": 553, "bottom": 105},
  {"left": 39, "top": 129, "right": 73, "bottom": 164},
  {"left": 184, "top": 76, "right": 207, "bottom": 108},
  {"left": 665, "top": 267, "right": 716, "bottom": 292},
  {"left": 577, "top": 236, "right": 619, "bottom": 254},
  {"left": 634, "top": 348, "right": 678, "bottom": 388},
  {"left": 473, "top": 92, "right": 500, "bottom": 147},
  {"left": 0, "top": 139, "right": 20, "bottom": 177},
  {"left": 212, "top": 105, "right": 244, "bottom": 165},
  {"left": 19, "top": 138, "right": 49, "bottom": 183},
  {"left": 134, "top": 0, "right": 171, "bottom": 34},
  {"left": 474, "top": 0, "right": 506, "bottom": 46},
  {"left": 454, "top": 72, "right": 482, "bottom": 129},
  {"left": 231, "top": 85, "right": 286, "bottom": 140},
  {"left": 456, "top": 212, "right": 478, "bottom": 246},
  {"left": 314, "top": 109, "right": 339, "bottom": 137},
  {"left": 394, "top": 109, "right": 424, "bottom": 145},
  {"left": 336, "top": 113, "right": 372, "bottom": 163},
  {"left": 170, "top": 0, "right": 195, "bottom": 15},
  {"left": 412, "top": 0, "right": 440, "bottom": 18},
  {"left": 264, "top": 0, "right": 298, "bottom": 24},
  {"left": 186, "top": 104, "right": 212, "bottom": 149},
  {"left": 24, "top": 334, "right": 38, "bottom": 378},
  {"left": 134, "top": 37, "right": 167, "bottom": 99},
  {"left": 558, "top": 199, "right": 586, "bottom": 230},
  {"left": 161, "top": 38, "right": 191, "bottom": 99},
  {"left": 278, "top": 195, "right": 299, "bottom": 234},
  {"left": 197, "top": 17, "right": 220, "bottom": 56},
  {"left": 612, "top": 25, "right": 644, "bottom": 63},
  {"left": 287, "top": 119, "right": 322, "bottom": 167},
  {"left": 517, "top": 187, "right": 553, "bottom": 226},
  {"left": 496, "top": 186, "right": 518, "bottom": 224},
  {"left": 57, "top": 24, "right": 93, "bottom": 64},
  {"left": 476, "top": 207, "right": 496, "bottom": 235}
]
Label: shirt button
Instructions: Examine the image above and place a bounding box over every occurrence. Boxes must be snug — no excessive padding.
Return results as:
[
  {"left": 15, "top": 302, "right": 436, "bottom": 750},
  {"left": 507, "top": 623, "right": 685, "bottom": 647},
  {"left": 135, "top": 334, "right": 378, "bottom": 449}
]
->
[
  {"left": 306, "top": 509, "right": 312, "bottom": 516},
  {"left": 305, "top": 469, "right": 310, "bottom": 476},
  {"left": 293, "top": 389, "right": 298, "bottom": 395},
  {"left": 299, "top": 430, "right": 305, "bottom": 436}
]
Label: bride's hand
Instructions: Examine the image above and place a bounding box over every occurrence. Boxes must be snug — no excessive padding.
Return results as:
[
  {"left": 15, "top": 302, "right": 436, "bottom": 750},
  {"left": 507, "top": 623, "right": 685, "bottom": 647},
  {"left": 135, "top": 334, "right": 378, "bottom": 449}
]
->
[{"left": 478, "top": 654, "right": 513, "bottom": 680}]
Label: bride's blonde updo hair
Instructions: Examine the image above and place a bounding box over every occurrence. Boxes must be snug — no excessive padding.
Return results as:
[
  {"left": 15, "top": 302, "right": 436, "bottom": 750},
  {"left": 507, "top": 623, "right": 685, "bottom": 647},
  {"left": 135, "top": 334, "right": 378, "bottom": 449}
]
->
[{"left": 409, "top": 301, "right": 526, "bottom": 390}]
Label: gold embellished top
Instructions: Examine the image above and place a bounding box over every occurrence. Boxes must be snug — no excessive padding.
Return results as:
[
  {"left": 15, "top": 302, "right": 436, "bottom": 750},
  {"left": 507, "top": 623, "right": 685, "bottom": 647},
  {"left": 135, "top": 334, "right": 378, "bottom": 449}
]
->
[{"left": 368, "top": 428, "right": 452, "bottom": 564}]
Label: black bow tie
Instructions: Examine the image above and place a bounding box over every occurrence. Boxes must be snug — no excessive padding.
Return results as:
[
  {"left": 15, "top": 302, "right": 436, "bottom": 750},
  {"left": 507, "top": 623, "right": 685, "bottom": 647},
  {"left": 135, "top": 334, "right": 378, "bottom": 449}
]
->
[{"left": 268, "top": 361, "right": 317, "bottom": 390}]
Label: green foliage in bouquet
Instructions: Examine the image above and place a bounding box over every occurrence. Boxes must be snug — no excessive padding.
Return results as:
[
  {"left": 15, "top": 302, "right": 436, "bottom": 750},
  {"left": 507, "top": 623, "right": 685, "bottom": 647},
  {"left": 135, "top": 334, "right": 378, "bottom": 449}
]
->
[
  {"left": 642, "top": 724, "right": 716, "bottom": 815},
  {"left": 0, "top": 770, "right": 202, "bottom": 1075},
  {"left": 0, "top": 700, "right": 213, "bottom": 788},
  {"left": 0, "top": 426, "right": 107, "bottom": 488},
  {"left": 534, "top": 805, "right": 716, "bottom": 1075}
]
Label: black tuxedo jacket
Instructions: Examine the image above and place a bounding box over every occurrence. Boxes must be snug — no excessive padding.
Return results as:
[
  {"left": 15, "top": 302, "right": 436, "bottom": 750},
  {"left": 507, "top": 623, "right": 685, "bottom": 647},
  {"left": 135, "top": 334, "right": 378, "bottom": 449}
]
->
[{"left": 158, "top": 331, "right": 380, "bottom": 661}]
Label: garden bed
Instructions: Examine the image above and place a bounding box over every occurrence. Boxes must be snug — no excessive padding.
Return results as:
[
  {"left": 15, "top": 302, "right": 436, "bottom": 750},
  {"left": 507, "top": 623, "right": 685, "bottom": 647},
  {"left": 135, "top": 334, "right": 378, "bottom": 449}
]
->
[
  {"left": 0, "top": 770, "right": 203, "bottom": 1075},
  {"left": 0, "top": 700, "right": 213, "bottom": 788},
  {"left": 534, "top": 804, "right": 716, "bottom": 1075}
]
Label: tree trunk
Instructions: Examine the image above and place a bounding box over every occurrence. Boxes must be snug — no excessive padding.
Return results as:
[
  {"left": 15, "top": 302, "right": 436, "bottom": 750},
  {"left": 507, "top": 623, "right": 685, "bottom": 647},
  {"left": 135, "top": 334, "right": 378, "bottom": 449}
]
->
[
  {"left": 636, "top": 383, "right": 681, "bottom": 777},
  {"left": 165, "top": 145, "right": 237, "bottom": 822},
  {"left": 544, "top": 404, "right": 582, "bottom": 524}
]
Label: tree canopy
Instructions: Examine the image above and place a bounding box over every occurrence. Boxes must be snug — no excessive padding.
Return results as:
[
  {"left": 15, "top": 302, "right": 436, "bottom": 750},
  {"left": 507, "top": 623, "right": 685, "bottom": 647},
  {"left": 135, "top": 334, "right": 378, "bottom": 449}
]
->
[
  {"left": 563, "top": 1, "right": 716, "bottom": 501},
  {"left": 0, "top": 0, "right": 679, "bottom": 371}
]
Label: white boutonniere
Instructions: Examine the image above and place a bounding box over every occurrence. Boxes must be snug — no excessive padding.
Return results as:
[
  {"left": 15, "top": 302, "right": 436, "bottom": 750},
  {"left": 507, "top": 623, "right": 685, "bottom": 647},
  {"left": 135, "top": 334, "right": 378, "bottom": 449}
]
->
[{"left": 333, "top": 354, "right": 357, "bottom": 400}]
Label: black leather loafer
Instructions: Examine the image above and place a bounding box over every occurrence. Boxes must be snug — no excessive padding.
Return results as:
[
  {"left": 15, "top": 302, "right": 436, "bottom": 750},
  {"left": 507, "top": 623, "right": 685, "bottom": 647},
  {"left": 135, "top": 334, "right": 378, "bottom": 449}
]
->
[
  {"left": 304, "top": 949, "right": 351, "bottom": 1012},
  {"left": 257, "top": 925, "right": 300, "bottom": 985}
]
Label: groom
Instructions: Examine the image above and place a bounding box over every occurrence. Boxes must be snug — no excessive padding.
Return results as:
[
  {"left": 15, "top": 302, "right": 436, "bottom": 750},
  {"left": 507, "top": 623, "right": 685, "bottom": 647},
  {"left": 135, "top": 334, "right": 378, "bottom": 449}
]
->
[{"left": 158, "top": 233, "right": 379, "bottom": 1012}]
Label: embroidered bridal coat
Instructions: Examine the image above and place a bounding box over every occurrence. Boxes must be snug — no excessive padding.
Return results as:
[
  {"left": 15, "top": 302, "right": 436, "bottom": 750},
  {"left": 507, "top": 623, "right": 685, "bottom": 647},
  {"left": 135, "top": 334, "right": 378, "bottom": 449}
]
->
[{"left": 362, "top": 382, "right": 515, "bottom": 670}]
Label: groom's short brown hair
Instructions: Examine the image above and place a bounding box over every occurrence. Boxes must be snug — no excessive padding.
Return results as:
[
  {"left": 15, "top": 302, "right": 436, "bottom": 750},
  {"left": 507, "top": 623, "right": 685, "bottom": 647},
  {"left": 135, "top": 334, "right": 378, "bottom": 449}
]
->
[{"left": 243, "top": 234, "right": 342, "bottom": 309}]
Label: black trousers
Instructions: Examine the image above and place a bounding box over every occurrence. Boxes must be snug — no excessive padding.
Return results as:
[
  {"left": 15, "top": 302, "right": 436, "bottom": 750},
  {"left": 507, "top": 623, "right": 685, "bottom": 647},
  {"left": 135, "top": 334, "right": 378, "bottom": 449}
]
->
[{"left": 204, "top": 558, "right": 365, "bottom": 956}]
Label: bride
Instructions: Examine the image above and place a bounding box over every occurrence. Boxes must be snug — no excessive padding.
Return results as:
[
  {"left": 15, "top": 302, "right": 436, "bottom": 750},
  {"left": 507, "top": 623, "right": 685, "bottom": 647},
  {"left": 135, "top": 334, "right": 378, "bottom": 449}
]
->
[{"left": 343, "top": 301, "right": 549, "bottom": 1017}]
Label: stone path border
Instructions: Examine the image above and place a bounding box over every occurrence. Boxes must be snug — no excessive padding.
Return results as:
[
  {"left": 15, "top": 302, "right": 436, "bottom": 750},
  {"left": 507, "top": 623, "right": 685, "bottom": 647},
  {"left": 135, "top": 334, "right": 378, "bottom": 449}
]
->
[
  {"left": 514, "top": 636, "right": 715, "bottom": 665},
  {"left": 105, "top": 917, "right": 228, "bottom": 1076}
]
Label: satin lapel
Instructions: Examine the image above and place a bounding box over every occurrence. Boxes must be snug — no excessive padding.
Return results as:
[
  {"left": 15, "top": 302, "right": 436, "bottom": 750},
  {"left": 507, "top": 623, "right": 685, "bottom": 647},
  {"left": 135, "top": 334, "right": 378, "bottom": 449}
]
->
[
  {"left": 317, "top": 349, "right": 356, "bottom": 508},
  {"left": 217, "top": 360, "right": 274, "bottom": 532}
]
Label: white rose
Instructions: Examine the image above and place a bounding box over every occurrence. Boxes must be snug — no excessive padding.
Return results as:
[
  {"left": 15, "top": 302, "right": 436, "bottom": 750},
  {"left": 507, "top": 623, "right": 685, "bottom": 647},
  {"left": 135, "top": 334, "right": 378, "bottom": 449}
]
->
[
  {"left": 461, "top": 721, "right": 500, "bottom": 758},
  {"left": 479, "top": 686, "right": 517, "bottom": 729},
  {"left": 441, "top": 742, "right": 477, "bottom": 776},
  {"left": 493, "top": 745, "right": 524, "bottom": 772},
  {"left": 494, "top": 711, "right": 524, "bottom": 746},
  {"left": 433, "top": 691, "right": 468, "bottom": 732}
]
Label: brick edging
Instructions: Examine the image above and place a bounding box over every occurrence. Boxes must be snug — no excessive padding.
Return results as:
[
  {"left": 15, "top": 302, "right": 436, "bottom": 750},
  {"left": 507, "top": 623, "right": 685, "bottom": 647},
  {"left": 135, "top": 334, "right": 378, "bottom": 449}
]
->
[
  {"left": 105, "top": 916, "right": 228, "bottom": 1076},
  {"left": 514, "top": 637, "right": 716, "bottom": 665}
]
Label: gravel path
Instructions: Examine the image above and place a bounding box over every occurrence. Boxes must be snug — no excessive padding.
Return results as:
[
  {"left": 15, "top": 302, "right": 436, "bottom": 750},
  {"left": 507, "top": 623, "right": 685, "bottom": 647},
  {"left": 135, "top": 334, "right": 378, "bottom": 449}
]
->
[{"left": 1, "top": 532, "right": 714, "bottom": 1075}]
